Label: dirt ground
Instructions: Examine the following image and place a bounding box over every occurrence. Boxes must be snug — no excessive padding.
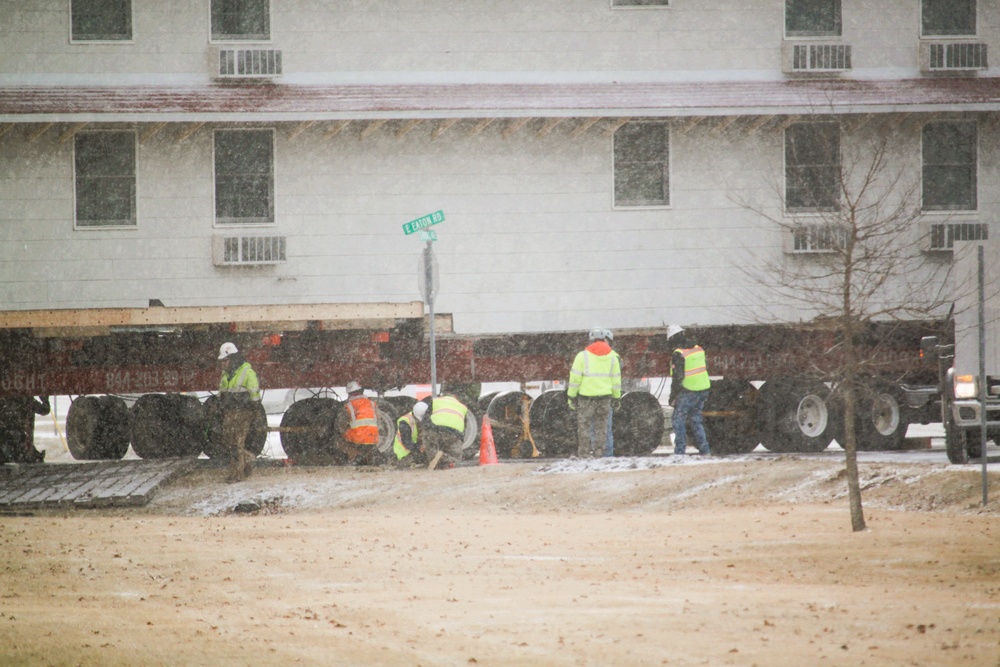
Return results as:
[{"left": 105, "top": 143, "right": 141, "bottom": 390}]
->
[{"left": 2, "top": 453, "right": 999, "bottom": 667}]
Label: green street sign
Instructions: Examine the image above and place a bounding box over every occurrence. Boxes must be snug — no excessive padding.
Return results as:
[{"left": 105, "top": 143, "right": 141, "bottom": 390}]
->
[
  {"left": 419, "top": 230, "right": 437, "bottom": 242},
  {"left": 403, "top": 210, "right": 445, "bottom": 235}
]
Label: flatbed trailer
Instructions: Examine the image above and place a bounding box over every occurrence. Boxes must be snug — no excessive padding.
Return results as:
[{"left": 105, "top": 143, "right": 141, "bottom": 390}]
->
[{"left": 0, "top": 303, "right": 947, "bottom": 462}]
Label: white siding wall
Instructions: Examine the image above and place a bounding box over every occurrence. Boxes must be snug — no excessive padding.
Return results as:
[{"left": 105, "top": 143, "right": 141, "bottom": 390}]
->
[
  {"left": 3, "top": 1, "right": 998, "bottom": 79},
  {"left": 3, "top": 116, "right": 996, "bottom": 334}
]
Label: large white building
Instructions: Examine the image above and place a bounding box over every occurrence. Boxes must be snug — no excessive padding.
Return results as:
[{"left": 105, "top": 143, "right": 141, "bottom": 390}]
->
[{"left": 1, "top": 0, "right": 998, "bottom": 334}]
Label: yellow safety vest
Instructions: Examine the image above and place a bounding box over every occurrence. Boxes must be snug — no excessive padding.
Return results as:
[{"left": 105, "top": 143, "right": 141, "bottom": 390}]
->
[
  {"left": 393, "top": 412, "right": 419, "bottom": 460},
  {"left": 676, "top": 346, "right": 711, "bottom": 392},
  {"left": 568, "top": 349, "right": 622, "bottom": 399},
  {"left": 219, "top": 362, "right": 260, "bottom": 401},
  {"left": 429, "top": 395, "right": 468, "bottom": 433}
]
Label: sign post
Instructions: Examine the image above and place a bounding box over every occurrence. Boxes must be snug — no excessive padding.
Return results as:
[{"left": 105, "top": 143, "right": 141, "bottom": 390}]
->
[{"left": 406, "top": 211, "right": 445, "bottom": 398}]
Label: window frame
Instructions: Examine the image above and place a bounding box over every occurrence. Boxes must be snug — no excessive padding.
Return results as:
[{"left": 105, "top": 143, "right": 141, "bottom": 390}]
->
[
  {"left": 209, "top": 0, "right": 272, "bottom": 43},
  {"left": 213, "top": 128, "right": 276, "bottom": 227},
  {"left": 784, "top": 121, "right": 842, "bottom": 214},
  {"left": 784, "top": 0, "right": 842, "bottom": 38},
  {"left": 920, "top": 0, "right": 977, "bottom": 38},
  {"left": 921, "top": 120, "right": 978, "bottom": 213},
  {"left": 69, "top": 0, "right": 133, "bottom": 44},
  {"left": 612, "top": 121, "right": 671, "bottom": 209},
  {"left": 73, "top": 129, "right": 138, "bottom": 230}
]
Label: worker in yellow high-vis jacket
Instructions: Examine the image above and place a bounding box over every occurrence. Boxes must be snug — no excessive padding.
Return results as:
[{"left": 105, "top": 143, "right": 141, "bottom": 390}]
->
[
  {"left": 217, "top": 342, "right": 261, "bottom": 482},
  {"left": 567, "top": 327, "right": 622, "bottom": 458},
  {"left": 668, "top": 326, "right": 711, "bottom": 456}
]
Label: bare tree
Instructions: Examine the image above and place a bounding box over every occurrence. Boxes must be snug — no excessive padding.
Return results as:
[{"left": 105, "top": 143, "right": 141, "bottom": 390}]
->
[{"left": 737, "top": 118, "right": 967, "bottom": 531}]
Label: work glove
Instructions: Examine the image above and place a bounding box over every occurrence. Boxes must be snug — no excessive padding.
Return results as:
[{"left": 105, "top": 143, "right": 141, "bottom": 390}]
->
[
  {"left": 612, "top": 399, "right": 621, "bottom": 412},
  {"left": 567, "top": 398, "right": 575, "bottom": 411}
]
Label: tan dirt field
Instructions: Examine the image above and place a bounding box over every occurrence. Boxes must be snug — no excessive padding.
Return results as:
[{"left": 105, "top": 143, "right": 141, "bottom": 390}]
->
[{"left": 2, "top": 455, "right": 999, "bottom": 667}]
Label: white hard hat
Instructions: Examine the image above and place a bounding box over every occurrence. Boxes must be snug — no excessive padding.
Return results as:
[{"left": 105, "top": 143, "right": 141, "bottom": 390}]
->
[
  {"left": 666, "top": 324, "right": 685, "bottom": 340},
  {"left": 588, "top": 327, "right": 606, "bottom": 341},
  {"left": 346, "top": 381, "right": 362, "bottom": 394},
  {"left": 218, "top": 342, "right": 238, "bottom": 360},
  {"left": 412, "top": 401, "right": 428, "bottom": 421},
  {"left": 603, "top": 328, "right": 614, "bottom": 341}
]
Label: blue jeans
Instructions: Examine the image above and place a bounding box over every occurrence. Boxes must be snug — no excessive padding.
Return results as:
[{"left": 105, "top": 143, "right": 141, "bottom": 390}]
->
[{"left": 673, "top": 389, "right": 710, "bottom": 455}]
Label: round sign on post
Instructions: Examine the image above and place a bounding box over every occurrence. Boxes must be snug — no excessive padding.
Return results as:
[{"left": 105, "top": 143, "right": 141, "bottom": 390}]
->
[{"left": 418, "top": 244, "right": 440, "bottom": 302}]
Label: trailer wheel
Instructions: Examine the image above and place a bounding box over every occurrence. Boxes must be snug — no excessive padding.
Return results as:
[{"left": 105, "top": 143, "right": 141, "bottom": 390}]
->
[
  {"left": 613, "top": 392, "right": 664, "bottom": 457},
  {"left": 129, "top": 393, "right": 205, "bottom": 459},
  {"left": 702, "top": 379, "right": 760, "bottom": 455},
  {"left": 279, "top": 397, "right": 340, "bottom": 462},
  {"left": 484, "top": 391, "right": 532, "bottom": 458},
  {"left": 855, "top": 384, "right": 907, "bottom": 451},
  {"left": 528, "top": 390, "right": 576, "bottom": 458},
  {"left": 202, "top": 395, "right": 268, "bottom": 461},
  {"left": 66, "top": 395, "right": 130, "bottom": 460},
  {"left": 758, "top": 381, "right": 835, "bottom": 453}
]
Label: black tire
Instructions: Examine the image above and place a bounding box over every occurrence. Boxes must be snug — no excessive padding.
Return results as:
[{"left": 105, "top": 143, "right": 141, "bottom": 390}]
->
[
  {"left": 203, "top": 394, "right": 268, "bottom": 460},
  {"left": 527, "top": 390, "right": 576, "bottom": 458},
  {"left": 66, "top": 395, "right": 130, "bottom": 460},
  {"left": 279, "top": 397, "right": 340, "bottom": 462},
  {"left": 854, "top": 383, "right": 908, "bottom": 451},
  {"left": 702, "top": 379, "right": 760, "bottom": 455},
  {"left": 758, "top": 380, "right": 836, "bottom": 453},
  {"left": 129, "top": 393, "right": 206, "bottom": 459},
  {"left": 484, "top": 391, "right": 531, "bottom": 458},
  {"left": 613, "top": 392, "right": 664, "bottom": 457}
]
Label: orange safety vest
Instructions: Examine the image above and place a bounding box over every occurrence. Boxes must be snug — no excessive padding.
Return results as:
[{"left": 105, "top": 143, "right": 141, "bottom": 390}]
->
[{"left": 343, "top": 395, "right": 379, "bottom": 445}]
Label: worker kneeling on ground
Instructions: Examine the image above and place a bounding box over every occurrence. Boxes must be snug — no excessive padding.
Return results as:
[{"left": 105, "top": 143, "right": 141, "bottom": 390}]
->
[
  {"left": 567, "top": 327, "right": 622, "bottom": 458},
  {"left": 217, "top": 342, "right": 261, "bottom": 483},
  {"left": 336, "top": 381, "right": 381, "bottom": 465},
  {"left": 392, "top": 401, "right": 428, "bottom": 468},
  {"left": 420, "top": 393, "right": 469, "bottom": 469}
]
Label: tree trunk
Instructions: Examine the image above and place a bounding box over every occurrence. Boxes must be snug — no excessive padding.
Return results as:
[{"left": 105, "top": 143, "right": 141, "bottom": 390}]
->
[{"left": 841, "top": 380, "right": 867, "bottom": 531}]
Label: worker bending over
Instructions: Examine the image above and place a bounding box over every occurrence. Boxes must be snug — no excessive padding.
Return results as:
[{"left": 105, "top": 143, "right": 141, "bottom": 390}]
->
[
  {"left": 420, "top": 393, "right": 470, "bottom": 469},
  {"left": 336, "top": 381, "right": 381, "bottom": 465},
  {"left": 392, "top": 401, "right": 429, "bottom": 468},
  {"left": 217, "top": 342, "right": 261, "bottom": 482}
]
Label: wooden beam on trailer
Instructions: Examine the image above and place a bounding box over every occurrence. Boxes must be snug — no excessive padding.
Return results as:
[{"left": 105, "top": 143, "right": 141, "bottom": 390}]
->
[
  {"left": 359, "top": 119, "right": 386, "bottom": 140},
  {"left": 139, "top": 122, "right": 167, "bottom": 142},
  {"left": 57, "top": 122, "right": 89, "bottom": 144},
  {"left": 501, "top": 118, "right": 530, "bottom": 138},
  {"left": 287, "top": 121, "right": 315, "bottom": 140},
  {"left": 175, "top": 122, "right": 205, "bottom": 142},
  {"left": 431, "top": 118, "right": 459, "bottom": 139},
  {"left": 0, "top": 301, "right": 427, "bottom": 332},
  {"left": 569, "top": 117, "right": 601, "bottom": 138},
  {"left": 26, "top": 123, "right": 53, "bottom": 143},
  {"left": 466, "top": 118, "right": 494, "bottom": 138},
  {"left": 324, "top": 120, "right": 350, "bottom": 139},
  {"left": 396, "top": 119, "right": 422, "bottom": 139}
]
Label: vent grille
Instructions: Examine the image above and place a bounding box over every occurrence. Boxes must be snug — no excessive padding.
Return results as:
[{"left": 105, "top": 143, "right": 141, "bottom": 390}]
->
[
  {"left": 217, "top": 48, "right": 282, "bottom": 78},
  {"left": 922, "top": 42, "right": 987, "bottom": 71},
  {"left": 928, "top": 222, "right": 988, "bottom": 251},
  {"left": 790, "top": 225, "right": 848, "bottom": 253},
  {"left": 791, "top": 44, "right": 852, "bottom": 72},
  {"left": 213, "top": 235, "right": 286, "bottom": 266}
]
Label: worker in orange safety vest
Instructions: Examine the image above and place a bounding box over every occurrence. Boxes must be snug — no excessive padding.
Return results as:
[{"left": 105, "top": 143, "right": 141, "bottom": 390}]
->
[{"left": 336, "top": 381, "right": 381, "bottom": 464}]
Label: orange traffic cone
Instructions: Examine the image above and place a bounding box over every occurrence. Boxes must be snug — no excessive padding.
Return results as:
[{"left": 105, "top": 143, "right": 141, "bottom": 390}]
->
[{"left": 479, "top": 414, "right": 499, "bottom": 466}]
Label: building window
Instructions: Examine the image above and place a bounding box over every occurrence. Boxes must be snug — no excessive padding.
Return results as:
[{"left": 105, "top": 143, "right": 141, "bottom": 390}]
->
[
  {"left": 922, "top": 0, "right": 976, "bottom": 37},
  {"left": 214, "top": 129, "right": 274, "bottom": 224},
  {"left": 211, "top": 0, "right": 270, "bottom": 41},
  {"left": 614, "top": 122, "right": 669, "bottom": 207},
  {"left": 71, "top": 0, "right": 132, "bottom": 41},
  {"left": 785, "top": 0, "right": 841, "bottom": 37},
  {"left": 611, "top": 0, "right": 669, "bottom": 6},
  {"left": 922, "top": 121, "right": 977, "bottom": 211},
  {"left": 74, "top": 131, "right": 136, "bottom": 228},
  {"left": 785, "top": 122, "right": 840, "bottom": 212}
]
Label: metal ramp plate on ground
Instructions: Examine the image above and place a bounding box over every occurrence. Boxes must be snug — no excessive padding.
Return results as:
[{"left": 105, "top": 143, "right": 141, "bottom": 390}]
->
[{"left": 0, "top": 458, "right": 197, "bottom": 510}]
